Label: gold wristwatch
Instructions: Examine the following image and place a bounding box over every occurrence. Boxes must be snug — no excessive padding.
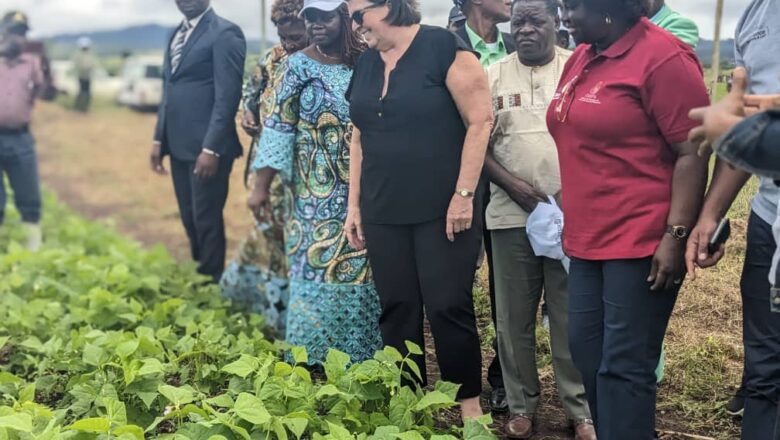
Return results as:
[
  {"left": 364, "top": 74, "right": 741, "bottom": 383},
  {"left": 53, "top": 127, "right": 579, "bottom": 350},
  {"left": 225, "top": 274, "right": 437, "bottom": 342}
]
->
[
  {"left": 666, "top": 225, "right": 690, "bottom": 240},
  {"left": 456, "top": 188, "right": 475, "bottom": 198}
]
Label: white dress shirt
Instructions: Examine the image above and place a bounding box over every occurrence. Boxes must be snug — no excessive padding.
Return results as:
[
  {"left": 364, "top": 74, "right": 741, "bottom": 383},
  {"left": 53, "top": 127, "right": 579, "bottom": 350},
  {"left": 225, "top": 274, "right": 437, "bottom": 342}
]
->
[{"left": 169, "top": 7, "right": 211, "bottom": 55}]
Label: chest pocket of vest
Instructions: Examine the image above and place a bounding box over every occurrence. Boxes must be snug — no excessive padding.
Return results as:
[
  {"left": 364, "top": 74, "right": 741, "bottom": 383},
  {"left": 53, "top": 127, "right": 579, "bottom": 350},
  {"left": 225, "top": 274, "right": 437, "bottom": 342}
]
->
[{"left": 493, "top": 90, "right": 551, "bottom": 136}]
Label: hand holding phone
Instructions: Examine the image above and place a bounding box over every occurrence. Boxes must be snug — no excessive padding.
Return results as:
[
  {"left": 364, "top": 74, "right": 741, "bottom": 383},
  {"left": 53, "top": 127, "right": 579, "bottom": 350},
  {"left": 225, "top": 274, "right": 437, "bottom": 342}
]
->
[{"left": 708, "top": 218, "right": 731, "bottom": 255}]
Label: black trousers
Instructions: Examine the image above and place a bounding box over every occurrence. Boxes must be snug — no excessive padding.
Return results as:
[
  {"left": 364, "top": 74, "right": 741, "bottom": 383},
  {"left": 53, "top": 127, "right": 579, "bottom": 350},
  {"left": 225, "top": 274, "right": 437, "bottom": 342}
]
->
[
  {"left": 170, "top": 157, "right": 233, "bottom": 281},
  {"left": 75, "top": 78, "right": 91, "bottom": 113},
  {"left": 740, "top": 212, "right": 780, "bottom": 440},
  {"left": 568, "top": 257, "right": 679, "bottom": 440},
  {"left": 363, "top": 217, "right": 483, "bottom": 399}
]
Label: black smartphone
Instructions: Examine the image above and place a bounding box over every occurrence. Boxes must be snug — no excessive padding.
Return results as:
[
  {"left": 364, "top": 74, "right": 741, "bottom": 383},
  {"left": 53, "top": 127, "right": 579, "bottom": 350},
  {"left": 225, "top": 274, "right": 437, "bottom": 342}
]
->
[{"left": 708, "top": 218, "right": 731, "bottom": 255}]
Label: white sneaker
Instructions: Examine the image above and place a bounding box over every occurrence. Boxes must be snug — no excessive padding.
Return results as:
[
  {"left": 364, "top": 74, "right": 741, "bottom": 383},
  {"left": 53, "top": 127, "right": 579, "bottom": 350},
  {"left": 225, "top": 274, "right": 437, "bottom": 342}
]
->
[
  {"left": 22, "top": 222, "right": 42, "bottom": 251},
  {"left": 541, "top": 313, "right": 550, "bottom": 332}
]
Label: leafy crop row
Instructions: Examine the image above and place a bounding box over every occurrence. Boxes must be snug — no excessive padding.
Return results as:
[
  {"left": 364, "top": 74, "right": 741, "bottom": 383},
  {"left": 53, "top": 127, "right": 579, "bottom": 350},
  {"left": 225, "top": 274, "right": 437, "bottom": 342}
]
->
[{"left": 0, "top": 196, "right": 495, "bottom": 440}]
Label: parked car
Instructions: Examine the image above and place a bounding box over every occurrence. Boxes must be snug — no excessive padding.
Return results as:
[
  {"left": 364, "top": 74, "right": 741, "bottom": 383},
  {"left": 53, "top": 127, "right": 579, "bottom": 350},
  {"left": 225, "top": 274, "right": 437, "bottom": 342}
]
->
[
  {"left": 116, "top": 56, "right": 163, "bottom": 111},
  {"left": 50, "top": 60, "right": 123, "bottom": 99}
]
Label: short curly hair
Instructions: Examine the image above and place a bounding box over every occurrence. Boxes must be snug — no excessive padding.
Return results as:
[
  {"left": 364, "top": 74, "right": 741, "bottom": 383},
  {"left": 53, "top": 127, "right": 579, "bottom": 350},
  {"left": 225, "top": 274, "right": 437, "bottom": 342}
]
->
[
  {"left": 587, "top": 0, "right": 647, "bottom": 23},
  {"left": 512, "top": 0, "right": 560, "bottom": 17},
  {"left": 271, "top": 0, "right": 304, "bottom": 25}
]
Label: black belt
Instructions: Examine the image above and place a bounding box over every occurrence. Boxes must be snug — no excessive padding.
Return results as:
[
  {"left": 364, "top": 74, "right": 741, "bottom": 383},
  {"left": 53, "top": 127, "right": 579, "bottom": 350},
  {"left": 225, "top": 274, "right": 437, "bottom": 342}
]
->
[{"left": 0, "top": 125, "right": 29, "bottom": 135}]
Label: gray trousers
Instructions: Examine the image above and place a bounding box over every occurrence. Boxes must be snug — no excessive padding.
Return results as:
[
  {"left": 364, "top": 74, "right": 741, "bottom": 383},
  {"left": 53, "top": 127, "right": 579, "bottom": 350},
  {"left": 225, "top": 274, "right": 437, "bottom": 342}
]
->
[
  {"left": 492, "top": 227, "right": 590, "bottom": 420},
  {"left": 0, "top": 132, "right": 42, "bottom": 224}
]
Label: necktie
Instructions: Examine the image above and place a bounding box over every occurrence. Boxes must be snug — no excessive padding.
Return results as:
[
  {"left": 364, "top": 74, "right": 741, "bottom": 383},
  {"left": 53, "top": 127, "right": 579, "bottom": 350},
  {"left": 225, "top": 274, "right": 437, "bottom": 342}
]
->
[{"left": 170, "top": 21, "right": 191, "bottom": 73}]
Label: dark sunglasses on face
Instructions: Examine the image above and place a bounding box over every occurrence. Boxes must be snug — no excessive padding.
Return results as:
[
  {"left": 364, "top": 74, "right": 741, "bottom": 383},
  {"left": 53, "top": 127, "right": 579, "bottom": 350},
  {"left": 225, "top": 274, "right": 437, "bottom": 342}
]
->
[{"left": 350, "top": 1, "right": 386, "bottom": 26}]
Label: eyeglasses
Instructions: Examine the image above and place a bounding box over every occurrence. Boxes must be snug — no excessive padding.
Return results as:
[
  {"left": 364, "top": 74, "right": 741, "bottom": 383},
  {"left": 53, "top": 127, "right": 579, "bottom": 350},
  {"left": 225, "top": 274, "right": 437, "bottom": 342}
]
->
[
  {"left": 555, "top": 74, "right": 579, "bottom": 123},
  {"left": 350, "top": 1, "right": 386, "bottom": 26}
]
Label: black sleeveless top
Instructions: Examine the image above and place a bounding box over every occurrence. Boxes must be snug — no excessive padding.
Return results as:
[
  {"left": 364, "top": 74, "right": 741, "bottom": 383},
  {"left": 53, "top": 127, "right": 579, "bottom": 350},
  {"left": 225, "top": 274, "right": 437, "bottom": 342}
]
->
[{"left": 347, "top": 25, "right": 474, "bottom": 225}]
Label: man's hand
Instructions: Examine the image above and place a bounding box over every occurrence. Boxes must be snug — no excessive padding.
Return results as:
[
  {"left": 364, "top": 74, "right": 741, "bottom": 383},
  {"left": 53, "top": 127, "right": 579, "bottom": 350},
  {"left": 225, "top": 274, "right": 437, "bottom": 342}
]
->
[
  {"left": 685, "top": 216, "right": 726, "bottom": 279},
  {"left": 744, "top": 93, "right": 780, "bottom": 115},
  {"left": 505, "top": 177, "right": 548, "bottom": 213},
  {"left": 689, "top": 67, "right": 749, "bottom": 156},
  {"left": 193, "top": 151, "right": 220, "bottom": 181},
  {"left": 553, "top": 190, "right": 562, "bottom": 207},
  {"left": 150, "top": 142, "right": 166, "bottom": 175},
  {"left": 241, "top": 110, "right": 260, "bottom": 137}
]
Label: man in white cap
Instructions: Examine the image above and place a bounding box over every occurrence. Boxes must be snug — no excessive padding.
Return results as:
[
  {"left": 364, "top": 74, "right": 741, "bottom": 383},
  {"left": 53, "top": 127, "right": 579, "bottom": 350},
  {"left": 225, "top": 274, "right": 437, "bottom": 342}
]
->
[
  {"left": 0, "top": 21, "right": 45, "bottom": 250},
  {"left": 72, "top": 36, "right": 95, "bottom": 112}
]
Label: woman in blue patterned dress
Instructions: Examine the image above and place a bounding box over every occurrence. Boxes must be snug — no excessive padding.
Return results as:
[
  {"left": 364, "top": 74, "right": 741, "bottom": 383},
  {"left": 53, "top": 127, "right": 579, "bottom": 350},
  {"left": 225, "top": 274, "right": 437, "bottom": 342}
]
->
[
  {"left": 220, "top": 0, "right": 308, "bottom": 339},
  {"left": 247, "top": 0, "right": 382, "bottom": 363}
]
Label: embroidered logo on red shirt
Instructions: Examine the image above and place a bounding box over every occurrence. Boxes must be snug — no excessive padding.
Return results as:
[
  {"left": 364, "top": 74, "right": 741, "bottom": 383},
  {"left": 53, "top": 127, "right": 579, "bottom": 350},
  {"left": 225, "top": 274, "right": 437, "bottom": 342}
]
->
[{"left": 579, "top": 81, "right": 604, "bottom": 105}]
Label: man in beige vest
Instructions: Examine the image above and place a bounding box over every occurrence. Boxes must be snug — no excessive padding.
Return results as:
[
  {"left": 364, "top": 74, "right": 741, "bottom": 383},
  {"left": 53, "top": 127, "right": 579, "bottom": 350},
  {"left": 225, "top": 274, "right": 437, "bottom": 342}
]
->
[{"left": 484, "top": 0, "right": 593, "bottom": 438}]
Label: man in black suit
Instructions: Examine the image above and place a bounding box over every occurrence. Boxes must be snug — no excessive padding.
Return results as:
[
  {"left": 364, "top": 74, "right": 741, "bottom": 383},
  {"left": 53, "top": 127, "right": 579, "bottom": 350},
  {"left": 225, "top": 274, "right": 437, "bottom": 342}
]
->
[
  {"left": 150, "top": 0, "right": 246, "bottom": 281},
  {"left": 452, "top": 0, "right": 514, "bottom": 415}
]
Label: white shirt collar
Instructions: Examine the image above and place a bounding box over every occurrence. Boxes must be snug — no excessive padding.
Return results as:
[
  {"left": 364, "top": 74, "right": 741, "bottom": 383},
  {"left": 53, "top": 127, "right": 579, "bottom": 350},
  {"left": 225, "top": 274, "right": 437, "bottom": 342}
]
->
[{"left": 182, "top": 6, "right": 211, "bottom": 30}]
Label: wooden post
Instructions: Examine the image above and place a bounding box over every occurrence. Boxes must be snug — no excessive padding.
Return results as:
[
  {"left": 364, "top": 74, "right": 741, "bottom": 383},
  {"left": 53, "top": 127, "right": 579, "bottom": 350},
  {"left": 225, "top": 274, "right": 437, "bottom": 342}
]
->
[
  {"left": 711, "top": 0, "right": 724, "bottom": 98},
  {"left": 260, "top": 0, "right": 268, "bottom": 56}
]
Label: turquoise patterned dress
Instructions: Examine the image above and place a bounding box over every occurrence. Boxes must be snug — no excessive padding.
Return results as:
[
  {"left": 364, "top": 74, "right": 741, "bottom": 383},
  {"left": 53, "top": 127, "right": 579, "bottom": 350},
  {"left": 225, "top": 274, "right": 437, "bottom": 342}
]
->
[
  {"left": 221, "top": 46, "right": 290, "bottom": 339},
  {"left": 253, "top": 52, "right": 382, "bottom": 363}
]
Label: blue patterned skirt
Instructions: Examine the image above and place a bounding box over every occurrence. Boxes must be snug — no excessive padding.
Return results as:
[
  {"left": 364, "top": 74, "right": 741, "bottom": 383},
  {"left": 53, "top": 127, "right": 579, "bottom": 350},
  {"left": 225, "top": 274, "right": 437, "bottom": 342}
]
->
[{"left": 286, "top": 278, "right": 382, "bottom": 363}]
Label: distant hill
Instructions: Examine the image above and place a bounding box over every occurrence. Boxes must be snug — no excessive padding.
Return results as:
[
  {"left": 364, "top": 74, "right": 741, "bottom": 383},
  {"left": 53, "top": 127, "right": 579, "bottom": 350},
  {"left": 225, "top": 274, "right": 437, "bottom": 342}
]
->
[
  {"left": 697, "top": 38, "right": 736, "bottom": 67},
  {"left": 44, "top": 24, "right": 267, "bottom": 59},
  {"left": 44, "top": 23, "right": 735, "bottom": 68}
]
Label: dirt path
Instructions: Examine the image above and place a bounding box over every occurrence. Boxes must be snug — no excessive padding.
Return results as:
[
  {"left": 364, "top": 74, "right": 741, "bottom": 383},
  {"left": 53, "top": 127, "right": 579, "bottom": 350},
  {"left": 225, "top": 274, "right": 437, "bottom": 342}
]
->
[
  {"left": 32, "top": 102, "right": 743, "bottom": 439},
  {"left": 34, "top": 101, "right": 253, "bottom": 263}
]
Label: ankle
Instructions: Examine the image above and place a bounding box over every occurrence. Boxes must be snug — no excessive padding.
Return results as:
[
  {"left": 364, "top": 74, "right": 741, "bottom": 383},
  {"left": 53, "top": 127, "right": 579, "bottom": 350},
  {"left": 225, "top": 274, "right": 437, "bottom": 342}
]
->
[{"left": 459, "top": 397, "right": 483, "bottom": 420}]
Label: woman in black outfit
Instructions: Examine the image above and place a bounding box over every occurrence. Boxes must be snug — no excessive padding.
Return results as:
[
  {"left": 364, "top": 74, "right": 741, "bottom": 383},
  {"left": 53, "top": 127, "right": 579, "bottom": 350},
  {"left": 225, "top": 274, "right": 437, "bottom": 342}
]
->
[{"left": 344, "top": 0, "right": 492, "bottom": 420}]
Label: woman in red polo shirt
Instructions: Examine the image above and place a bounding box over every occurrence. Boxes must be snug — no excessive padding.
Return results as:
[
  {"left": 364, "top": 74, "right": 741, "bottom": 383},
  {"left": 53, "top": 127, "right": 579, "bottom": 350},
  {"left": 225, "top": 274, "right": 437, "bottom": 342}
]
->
[{"left": 548, "top": 0, "right": 709, "bottom": 438}]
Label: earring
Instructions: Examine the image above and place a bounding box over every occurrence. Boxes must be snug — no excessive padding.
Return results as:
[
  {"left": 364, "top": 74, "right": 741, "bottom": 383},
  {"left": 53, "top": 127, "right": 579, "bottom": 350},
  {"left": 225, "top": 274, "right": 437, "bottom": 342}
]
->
[{"left": 605, "top": 15, "right": 612, "bottom": 24}]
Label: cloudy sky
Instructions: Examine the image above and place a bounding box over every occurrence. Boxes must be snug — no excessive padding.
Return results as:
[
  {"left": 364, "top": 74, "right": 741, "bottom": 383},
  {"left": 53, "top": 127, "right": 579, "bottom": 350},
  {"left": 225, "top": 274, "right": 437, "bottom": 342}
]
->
[{"left": 7, "top": 0, "right": 752, "bottom": 41}]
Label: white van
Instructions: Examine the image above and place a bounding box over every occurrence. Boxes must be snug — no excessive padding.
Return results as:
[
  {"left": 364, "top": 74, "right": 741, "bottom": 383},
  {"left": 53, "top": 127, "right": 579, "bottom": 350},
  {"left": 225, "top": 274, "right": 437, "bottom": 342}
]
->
[
  {"left": 50, "top": 60, "right": 122, "bottom": 98},
  {"left": 116, "top": 55, "right": 163, "bottom": 111}
]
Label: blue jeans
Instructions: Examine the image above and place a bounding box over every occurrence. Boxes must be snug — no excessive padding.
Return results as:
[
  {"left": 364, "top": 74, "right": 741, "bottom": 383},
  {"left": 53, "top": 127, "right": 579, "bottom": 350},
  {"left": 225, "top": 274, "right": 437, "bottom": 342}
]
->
[
  {"left": 0, "top": 132, "right": 42, "bottom": 224},
  {"left": 568, "top": 257, "right": 679, "bottom": 440},
  {"left": 741, "top": 212, "right": 780, "bottom": 440}
]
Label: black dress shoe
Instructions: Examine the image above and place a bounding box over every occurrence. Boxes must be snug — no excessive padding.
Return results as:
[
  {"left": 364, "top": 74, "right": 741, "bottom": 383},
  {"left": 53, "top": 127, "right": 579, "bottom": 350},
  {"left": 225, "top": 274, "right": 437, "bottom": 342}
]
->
[
  {"left": 725, "top": 393, "right": 745, "bottom": 417},
  {"left": 490, "top": 387, "right": 508, "bottom": 413}
]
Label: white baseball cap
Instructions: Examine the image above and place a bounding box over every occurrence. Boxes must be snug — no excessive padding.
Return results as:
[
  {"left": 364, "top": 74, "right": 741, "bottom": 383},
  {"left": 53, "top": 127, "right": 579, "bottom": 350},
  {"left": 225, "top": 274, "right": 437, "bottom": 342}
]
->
[
  {"left": 299, "top": 0, "right": 345, "bottom": 17},
  {"left": 77, "top": 36, "right": 92, "bottom": 49},
  {"left": 526, "top": 196, "right": 570, "bottom": 272}
]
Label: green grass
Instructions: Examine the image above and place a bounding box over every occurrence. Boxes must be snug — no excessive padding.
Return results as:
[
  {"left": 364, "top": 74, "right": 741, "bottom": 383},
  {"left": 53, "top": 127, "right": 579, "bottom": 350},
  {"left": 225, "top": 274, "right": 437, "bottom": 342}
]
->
[{"left": 659, "top": 336, "right": 744, "bottom": 435}]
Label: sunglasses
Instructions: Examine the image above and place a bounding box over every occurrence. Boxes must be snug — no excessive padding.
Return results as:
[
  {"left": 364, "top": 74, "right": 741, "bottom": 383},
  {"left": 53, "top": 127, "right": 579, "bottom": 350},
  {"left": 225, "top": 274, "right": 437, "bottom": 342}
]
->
[
  {"left": 555, "top": 74, "right": 580, "bottom": 123},
  {"left": 350, "top": 1, "right": 386, "bottom": 26}
]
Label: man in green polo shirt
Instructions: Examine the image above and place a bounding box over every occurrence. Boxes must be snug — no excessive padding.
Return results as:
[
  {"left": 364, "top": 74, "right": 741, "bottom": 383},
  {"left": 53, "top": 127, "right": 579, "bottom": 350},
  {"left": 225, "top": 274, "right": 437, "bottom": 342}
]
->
[
  {"left": 647, "top": 0, "right": 700, "bottom": 48},
  {"left": 452, "top": 0, "right": 514, "bottom": 415},
  {"left": 453, "top": 0, "right": 514, "bottom": 68}
]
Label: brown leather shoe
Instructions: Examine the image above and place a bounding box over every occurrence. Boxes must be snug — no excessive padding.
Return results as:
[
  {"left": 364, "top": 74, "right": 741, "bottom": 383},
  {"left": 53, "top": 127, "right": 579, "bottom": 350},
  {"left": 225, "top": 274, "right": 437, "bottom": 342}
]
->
[
  {"left": 573, "top": 419, "right": 597, "bottom": 440},
  {"left": 505, "top": 415, "right": 533, "bottom": 439}
]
